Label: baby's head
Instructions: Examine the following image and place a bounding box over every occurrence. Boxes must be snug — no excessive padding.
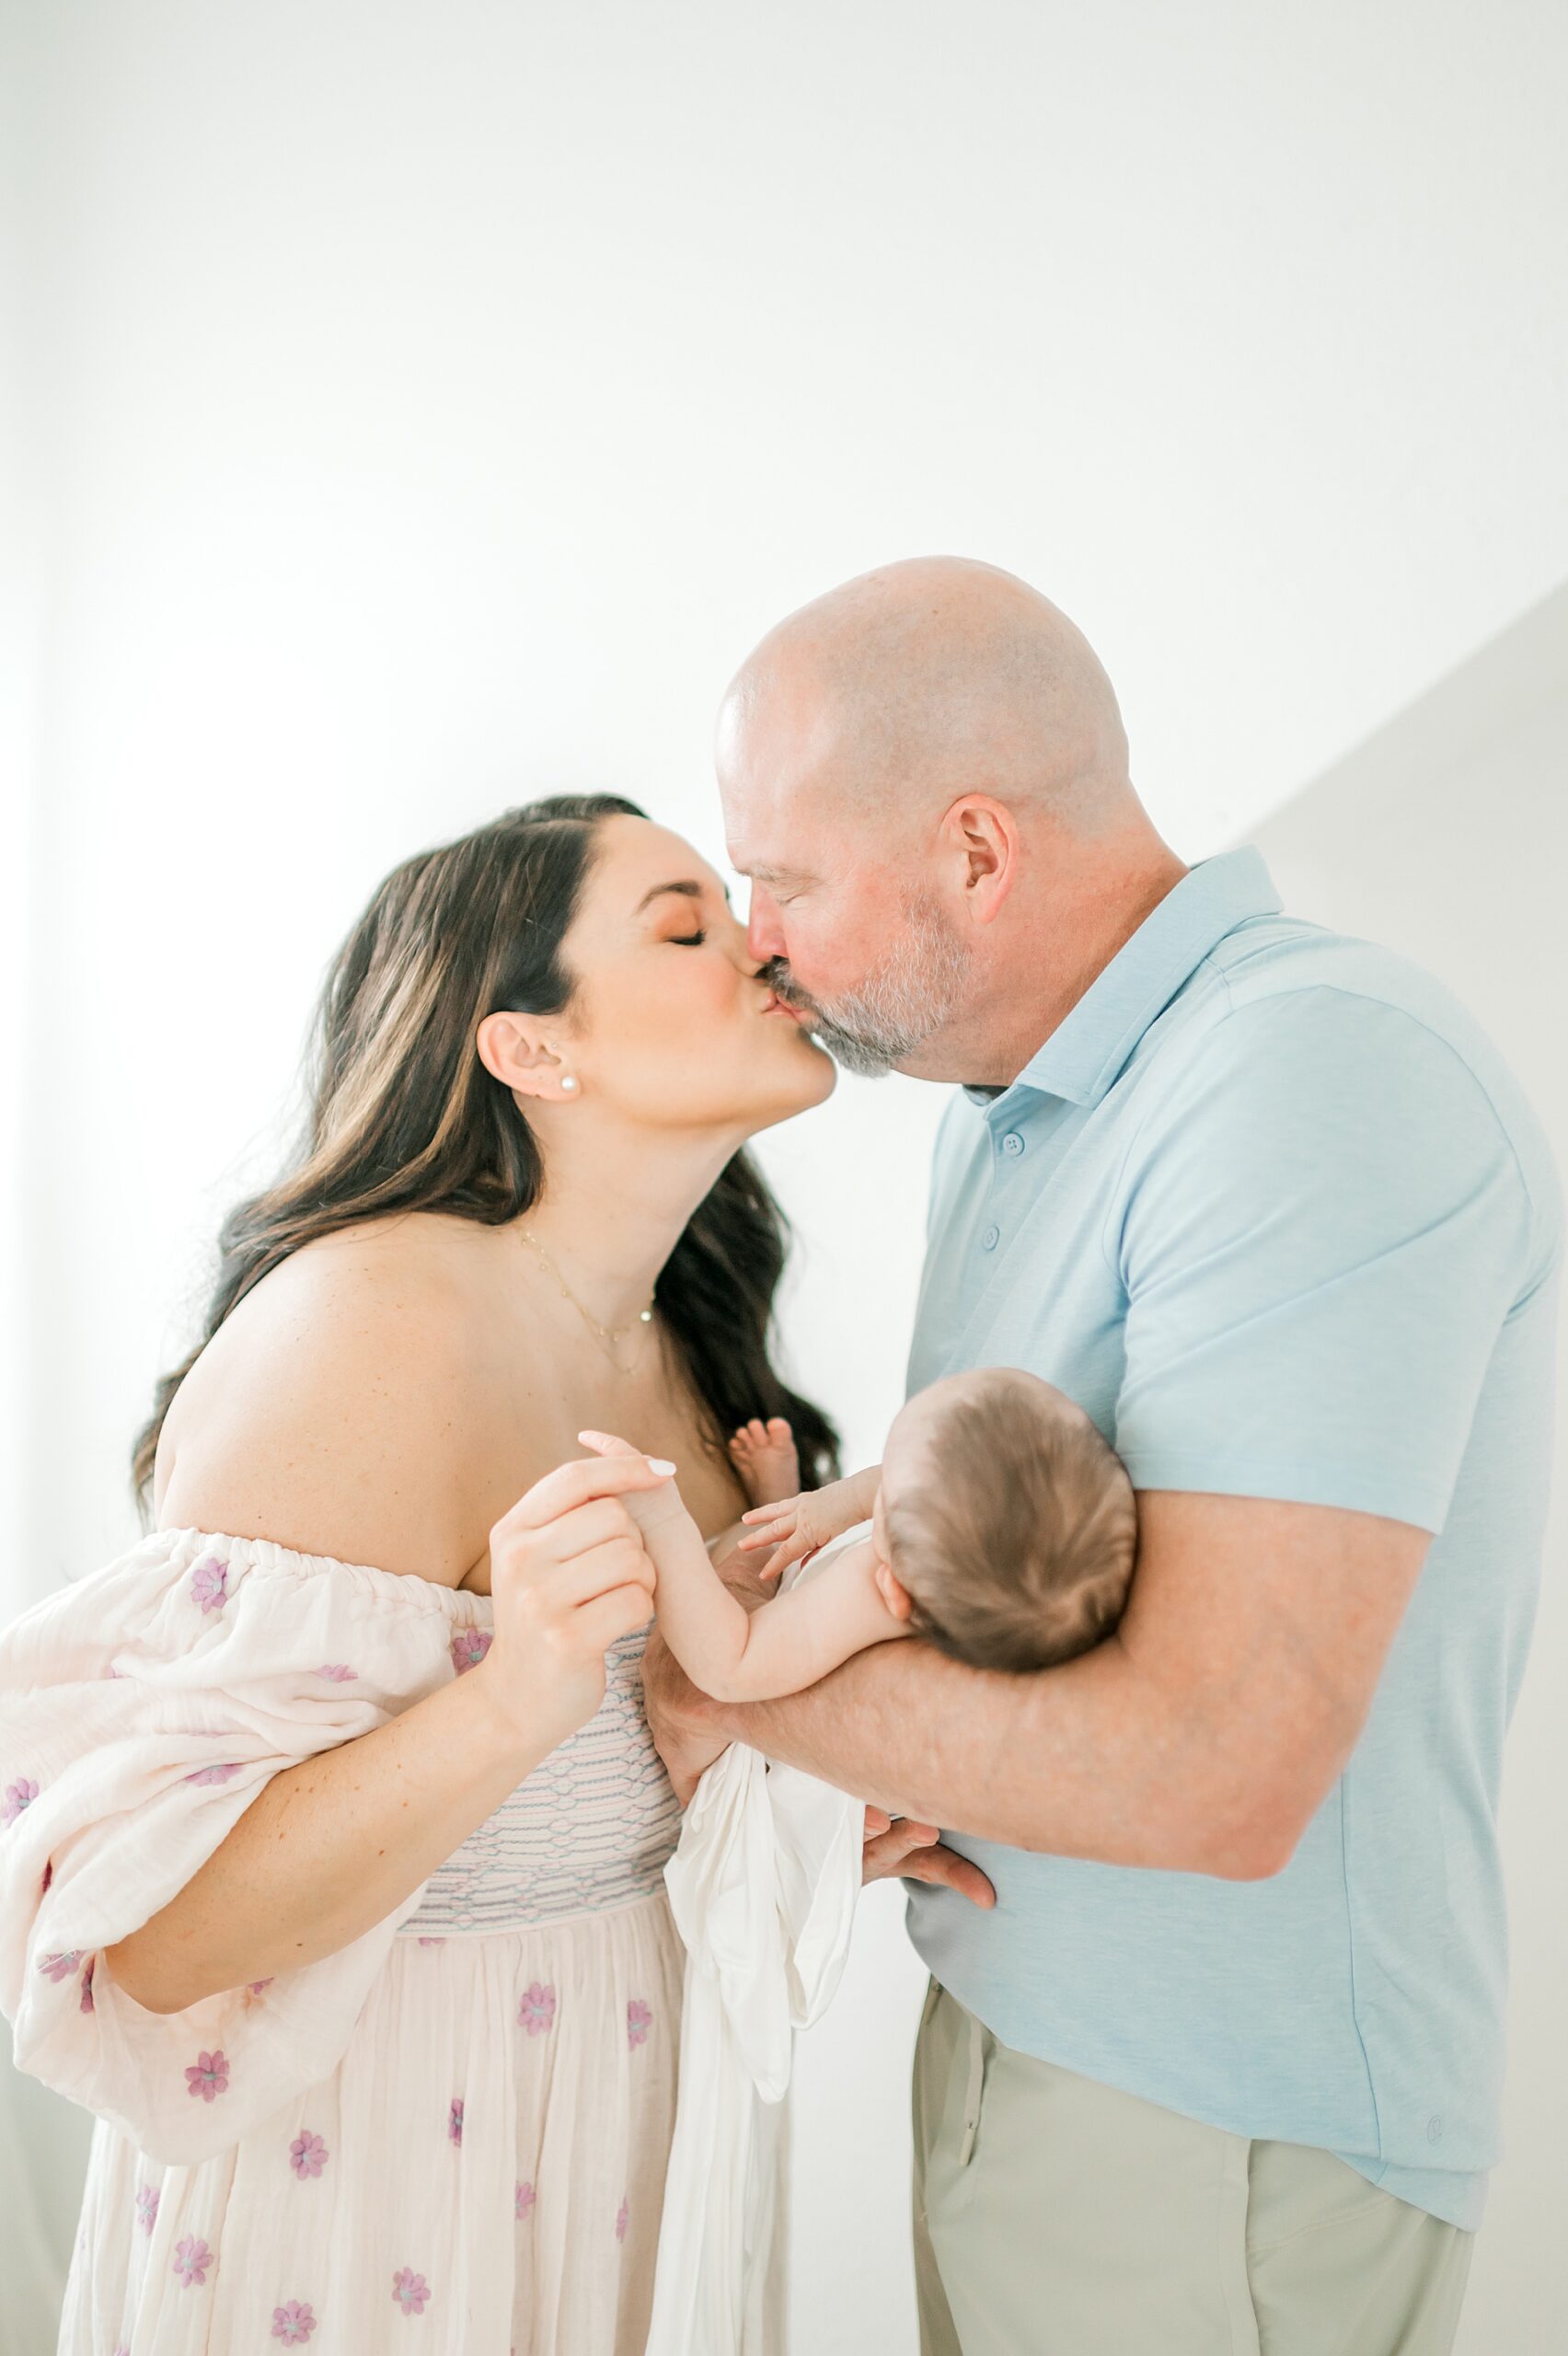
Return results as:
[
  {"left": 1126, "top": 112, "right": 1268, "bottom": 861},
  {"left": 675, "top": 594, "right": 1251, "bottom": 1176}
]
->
[{"left": 871, "top": 1369, "right": 1136, "bottom": 1672}]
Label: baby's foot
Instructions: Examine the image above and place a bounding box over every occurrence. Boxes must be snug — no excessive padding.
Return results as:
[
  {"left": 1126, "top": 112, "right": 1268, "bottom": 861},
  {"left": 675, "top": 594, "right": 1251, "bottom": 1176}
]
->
[{"left": 729, "top": 1417, "right": 801, "bottom": 1507}]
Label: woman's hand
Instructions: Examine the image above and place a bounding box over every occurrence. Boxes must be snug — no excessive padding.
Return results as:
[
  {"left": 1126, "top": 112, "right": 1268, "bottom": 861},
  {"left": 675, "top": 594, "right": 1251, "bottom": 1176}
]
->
[
  {"left": 471, "top": 1454, "right": 669, "bottom": 1759},
  {"left": 577, "top": 1428, "right": 701, "bottom": 1551},
  {"left": 736, "top": 1464, "right": 882, "bottom": 1583}
]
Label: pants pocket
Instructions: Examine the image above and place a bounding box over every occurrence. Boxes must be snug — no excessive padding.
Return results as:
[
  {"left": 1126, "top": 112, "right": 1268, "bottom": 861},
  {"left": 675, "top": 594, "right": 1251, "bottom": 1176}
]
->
[{"left": 955, "top": 2003, "right": 988, "bottom": 2170}]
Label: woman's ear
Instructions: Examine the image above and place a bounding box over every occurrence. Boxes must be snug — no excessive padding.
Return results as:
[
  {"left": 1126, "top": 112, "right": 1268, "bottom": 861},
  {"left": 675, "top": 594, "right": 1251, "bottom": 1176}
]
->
[
  {"left": 475, "top": 1011, "right": 580, "bottom": 1103},
  {"left": 874, "top": 1559, "right": 914, "bottom": 1622}
]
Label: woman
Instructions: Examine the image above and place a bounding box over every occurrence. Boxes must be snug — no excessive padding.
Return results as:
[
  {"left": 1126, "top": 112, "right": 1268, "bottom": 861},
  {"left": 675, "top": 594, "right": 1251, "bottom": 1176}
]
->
[{"left": 0, "top": 793, "right": 840, "bottom": 2354}]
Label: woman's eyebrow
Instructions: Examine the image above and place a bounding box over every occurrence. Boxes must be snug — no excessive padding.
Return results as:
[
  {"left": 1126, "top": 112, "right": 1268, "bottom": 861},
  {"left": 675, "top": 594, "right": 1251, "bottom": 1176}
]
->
[{"left": 634, "top": 879, "right": 732, "bottom": 915}]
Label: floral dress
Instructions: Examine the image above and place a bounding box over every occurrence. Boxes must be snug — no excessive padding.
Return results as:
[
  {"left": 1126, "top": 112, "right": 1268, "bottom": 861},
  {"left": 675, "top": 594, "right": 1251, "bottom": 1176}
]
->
[{"left": 0, "top": 1528, "right": 686, "bottom": 2354}]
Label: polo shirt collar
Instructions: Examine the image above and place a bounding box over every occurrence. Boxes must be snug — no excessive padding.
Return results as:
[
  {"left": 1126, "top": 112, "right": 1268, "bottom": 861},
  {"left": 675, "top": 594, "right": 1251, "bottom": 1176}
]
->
[{"left": 989, "top": 846, "right": 1283, "bottom": 1110}]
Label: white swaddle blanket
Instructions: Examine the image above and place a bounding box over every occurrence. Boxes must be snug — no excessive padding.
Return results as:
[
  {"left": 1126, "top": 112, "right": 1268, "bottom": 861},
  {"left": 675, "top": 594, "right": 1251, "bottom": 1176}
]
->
[{"left": 645, "top": 1522, "right": 870, "bottom": 2356}]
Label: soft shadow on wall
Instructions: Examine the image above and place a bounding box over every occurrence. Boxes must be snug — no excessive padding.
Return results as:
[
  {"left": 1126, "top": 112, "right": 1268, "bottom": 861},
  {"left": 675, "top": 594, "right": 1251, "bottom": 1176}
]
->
[{"left": 1250, "top": 579, "right": 1568, "bottom": 2356}]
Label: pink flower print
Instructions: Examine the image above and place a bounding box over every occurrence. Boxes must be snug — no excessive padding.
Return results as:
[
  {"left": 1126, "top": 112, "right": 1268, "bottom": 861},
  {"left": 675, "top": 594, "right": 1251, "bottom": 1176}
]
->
[
  {"left": 173, "top": 2234, "right": 213, "bottom": 2288},
  {"left": 39, "top": 1948, "right": 82, "bottom": 1983},
  {"left": 185, "top": 1762, "right": 241, "bottom": 1785},
  {"left": 315, "top": 1663, "right": 358, "bottom": 1681},
  {"left": 79, "top": 1958, "right": 96, "bottom": 2014},
  {"left": 449, "top": 1628, "right": 492, "bottom": 1677},
  {"left": 190, "top": 1556, "right": 228, "bottom": 1614},
  {"left": 417, "top": 1935, "right": 446, "bottom": 1947},
  {"left": 249, "top": 1977, "right": 273, "bottom": 1993},
  {"left": 185, "top": 2050, "right": 230, "bottom": 2102},
  {"left": 391, "top": 2267, "right": 431, "bottom": 2316},
  {"left": 514, "top": 2180, "right": 536, "bottom": 2222},
  {"left": 447, "top": 2097, "right": 464, "bottom": 2147},
  {"left": 289, "top": 2130, "right": 329, "bottom": 2180},
  {"left": 616, "top": 2197, "right": 629, "bottom": 2244},
  {"left": 271, "top": 2299, "right": 317, "bottom": 2344},
  {"left": 136, "top": 2183, "right": 160, "bottom": 2235},
  {"left": 518, "top": 1981, "right": 557, "bottom": 2036},
  {"left": 627, "top": 1997, "right": 651, "bottom": 2050},
  {"left": 3, "top": 1775, "right": 39, "bottom": 1825}
]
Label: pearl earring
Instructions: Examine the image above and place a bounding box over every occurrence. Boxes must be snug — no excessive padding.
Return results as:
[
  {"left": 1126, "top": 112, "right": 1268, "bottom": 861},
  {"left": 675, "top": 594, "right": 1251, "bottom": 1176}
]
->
[{"left": 559, "top": 1075, "right": 579, "bottom": 1093}]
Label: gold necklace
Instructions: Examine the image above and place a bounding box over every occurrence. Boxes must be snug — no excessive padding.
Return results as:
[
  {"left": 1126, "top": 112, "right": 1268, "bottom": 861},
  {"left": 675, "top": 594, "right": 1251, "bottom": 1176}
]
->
[{"left": 516, "top": 1227, "right": 656, "bottom": 1362}]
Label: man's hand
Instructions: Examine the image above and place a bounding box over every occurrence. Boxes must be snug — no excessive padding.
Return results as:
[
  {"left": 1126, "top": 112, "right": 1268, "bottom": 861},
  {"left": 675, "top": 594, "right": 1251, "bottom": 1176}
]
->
[
  {"left": 638, "top": 1527, "right": 785, "bottom": 1800},
  {"left": 640, "top": 1560, "right": 996, "bottom": 1910},
  {"left": 862, "top": 1807, "right": 996, "bottom": 1909}
]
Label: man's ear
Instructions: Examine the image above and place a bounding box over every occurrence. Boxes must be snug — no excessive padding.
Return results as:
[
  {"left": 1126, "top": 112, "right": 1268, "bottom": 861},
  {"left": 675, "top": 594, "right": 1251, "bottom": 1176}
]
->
[
  {"left": 874, "top": 1559, "right": 914, "bottom": 1622},
  {"left": 940, "top": 793, "right": 1019, "bottom": 925},
  {"left": 475, "top": 1011, "right": 579, "bottom": 1103}
]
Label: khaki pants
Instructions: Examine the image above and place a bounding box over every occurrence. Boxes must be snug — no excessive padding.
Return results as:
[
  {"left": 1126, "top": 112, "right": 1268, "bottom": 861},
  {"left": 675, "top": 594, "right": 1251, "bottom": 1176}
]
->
[{"left": 913, "top": 1981, "right": 1474, "bottom": 2356}]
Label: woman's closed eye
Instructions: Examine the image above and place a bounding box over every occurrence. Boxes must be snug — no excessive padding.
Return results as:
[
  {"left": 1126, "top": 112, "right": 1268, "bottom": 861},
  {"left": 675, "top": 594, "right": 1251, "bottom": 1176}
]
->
[{"left": 669, "top": 930, "right": 708, "bottom": 947}]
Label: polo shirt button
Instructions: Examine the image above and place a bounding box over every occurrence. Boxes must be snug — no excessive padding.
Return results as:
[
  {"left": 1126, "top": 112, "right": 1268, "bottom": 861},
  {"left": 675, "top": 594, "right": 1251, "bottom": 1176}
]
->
[
  {"left": 982, "top": 1225, "right": 1000, "bottom": 1251},
  {"left": 1002, "top": 1131, "right": 1024, "bottom": 1156}
]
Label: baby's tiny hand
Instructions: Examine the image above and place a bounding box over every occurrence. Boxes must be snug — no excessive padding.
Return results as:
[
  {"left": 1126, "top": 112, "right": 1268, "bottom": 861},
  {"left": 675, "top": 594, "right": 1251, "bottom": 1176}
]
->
[
  {"left": 575, "top": 1430, "right": 693, "bottom": 1546},
  {"left": 737, "top": 1470, "right": 874, "bottom": 1584},
  {"left": 728, "top": 1416, "right": 801, "bottom": 1507}
]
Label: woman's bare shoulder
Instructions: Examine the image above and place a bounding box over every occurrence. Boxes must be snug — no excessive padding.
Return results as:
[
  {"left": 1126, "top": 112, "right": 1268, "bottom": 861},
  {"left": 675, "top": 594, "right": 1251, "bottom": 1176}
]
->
[{"left": 156, "top": 1215, "right": 513, "bottom": 1581}]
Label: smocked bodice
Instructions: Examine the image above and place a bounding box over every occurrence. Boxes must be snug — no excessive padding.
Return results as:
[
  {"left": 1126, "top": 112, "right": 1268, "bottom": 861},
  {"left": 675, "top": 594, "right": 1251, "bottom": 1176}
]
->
[{"left": 398, "top": 1624, "right": 683, "bottom": 1936}]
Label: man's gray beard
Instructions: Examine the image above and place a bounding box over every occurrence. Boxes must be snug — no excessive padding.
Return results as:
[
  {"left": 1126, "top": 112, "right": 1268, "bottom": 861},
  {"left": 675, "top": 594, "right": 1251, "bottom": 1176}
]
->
[{"left": 776, "top": 896, "right": 970, "bottom": 1078}]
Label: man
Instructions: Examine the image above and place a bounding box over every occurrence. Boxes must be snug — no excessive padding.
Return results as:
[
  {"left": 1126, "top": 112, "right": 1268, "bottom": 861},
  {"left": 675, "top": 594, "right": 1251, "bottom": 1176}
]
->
[{"left": 641, "top": 558, "right": 1562, "bottom": 2354}]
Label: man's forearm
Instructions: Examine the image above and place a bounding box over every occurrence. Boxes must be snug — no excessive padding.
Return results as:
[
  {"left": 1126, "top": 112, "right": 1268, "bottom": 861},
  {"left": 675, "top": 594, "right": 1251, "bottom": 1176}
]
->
[{"left": 658, "top": 1627, "right": 1251, "bottom": 1877}]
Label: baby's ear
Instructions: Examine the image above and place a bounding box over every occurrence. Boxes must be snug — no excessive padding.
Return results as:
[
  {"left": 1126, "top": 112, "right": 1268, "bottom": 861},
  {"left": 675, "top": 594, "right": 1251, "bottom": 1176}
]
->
[{"left": 874, "top": 1560, "right": 914, "bottom": 1622}]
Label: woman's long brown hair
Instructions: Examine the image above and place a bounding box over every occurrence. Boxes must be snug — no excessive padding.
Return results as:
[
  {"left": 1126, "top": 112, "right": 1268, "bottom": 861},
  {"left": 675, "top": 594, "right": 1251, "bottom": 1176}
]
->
[{"left": 133, "top": 794, "right": 840, "bottom": 1503}]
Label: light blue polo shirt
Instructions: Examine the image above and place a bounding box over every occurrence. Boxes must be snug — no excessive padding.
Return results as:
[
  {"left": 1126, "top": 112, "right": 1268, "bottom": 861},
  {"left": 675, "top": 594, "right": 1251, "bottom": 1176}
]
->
[{"left": 905, "top": 847, "right": 1561, "bottom": 2229}]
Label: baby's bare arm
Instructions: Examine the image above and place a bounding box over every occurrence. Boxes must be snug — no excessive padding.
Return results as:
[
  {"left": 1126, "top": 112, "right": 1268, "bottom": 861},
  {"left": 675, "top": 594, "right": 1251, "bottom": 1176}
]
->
[
  {"left": 711, "top": 1543, "right": 910, "bottom": 1700},
  {"left": 658, "top": 1534, "right": 908, "bottom": 1703},
  {"left": 579, "top": 1433, "right": 905, "bottom": 1702}
]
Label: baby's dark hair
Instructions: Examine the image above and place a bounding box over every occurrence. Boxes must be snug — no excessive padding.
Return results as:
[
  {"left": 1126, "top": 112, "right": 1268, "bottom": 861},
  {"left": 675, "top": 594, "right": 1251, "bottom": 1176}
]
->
[{"left": 883, "top": 1369, "right": 1136, "bottom": 1673}]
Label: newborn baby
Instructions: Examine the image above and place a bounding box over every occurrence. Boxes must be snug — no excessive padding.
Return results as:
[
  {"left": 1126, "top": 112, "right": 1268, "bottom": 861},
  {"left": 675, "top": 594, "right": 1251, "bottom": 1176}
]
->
[{"left": 582, "top": 1366, "right": 1137, "bottom": 1703}]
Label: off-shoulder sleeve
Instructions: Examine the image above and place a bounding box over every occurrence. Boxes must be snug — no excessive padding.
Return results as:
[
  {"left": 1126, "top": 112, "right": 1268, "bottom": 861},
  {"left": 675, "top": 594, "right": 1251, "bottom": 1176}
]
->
[{"left": 0, "top": 1527, "right": 491, "bottom": 2164}]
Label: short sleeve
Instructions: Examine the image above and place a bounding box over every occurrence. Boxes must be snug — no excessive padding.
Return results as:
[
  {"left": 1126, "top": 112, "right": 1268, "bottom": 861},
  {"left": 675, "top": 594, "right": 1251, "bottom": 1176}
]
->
[
  {"left": 1112, "top": 987, "right": 1538, "bottom": 1532},
  {"left": 0, "top": 1528, "right": 487, "bottom": 2163}
]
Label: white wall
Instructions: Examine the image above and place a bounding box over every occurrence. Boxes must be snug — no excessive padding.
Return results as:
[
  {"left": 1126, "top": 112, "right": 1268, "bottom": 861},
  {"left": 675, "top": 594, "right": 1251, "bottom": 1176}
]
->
[
  {"left": 14, "top": 0, "right": 1568, "bottom": 1600},
  {"left": 0, "top": 14, "right": 82, "bottom": 2350},
  {"left": 6, "top": 5, "right": 1566, "bottom": 2349}
]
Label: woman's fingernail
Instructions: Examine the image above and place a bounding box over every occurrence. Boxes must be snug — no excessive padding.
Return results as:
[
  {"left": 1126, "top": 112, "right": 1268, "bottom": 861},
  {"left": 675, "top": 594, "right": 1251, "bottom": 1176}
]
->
[{"left": 647, "top": 1458, "right": 676, "bottom": 1476}]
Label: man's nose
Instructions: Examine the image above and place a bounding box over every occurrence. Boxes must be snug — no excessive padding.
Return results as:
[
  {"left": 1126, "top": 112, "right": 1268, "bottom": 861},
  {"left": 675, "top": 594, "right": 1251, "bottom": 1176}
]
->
[{"left": 745, "top": 884, "right": 785, "bottom": 965}]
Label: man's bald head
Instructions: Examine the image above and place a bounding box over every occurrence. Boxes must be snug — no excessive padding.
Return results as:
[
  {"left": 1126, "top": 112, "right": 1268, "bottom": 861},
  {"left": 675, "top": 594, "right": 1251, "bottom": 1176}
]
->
[
  {"left": 719, "top": 555, "right": 1136, "bottom": 836},
  {"left": 719, "top": 556, "right": 1180, "bottom": 1089}
]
